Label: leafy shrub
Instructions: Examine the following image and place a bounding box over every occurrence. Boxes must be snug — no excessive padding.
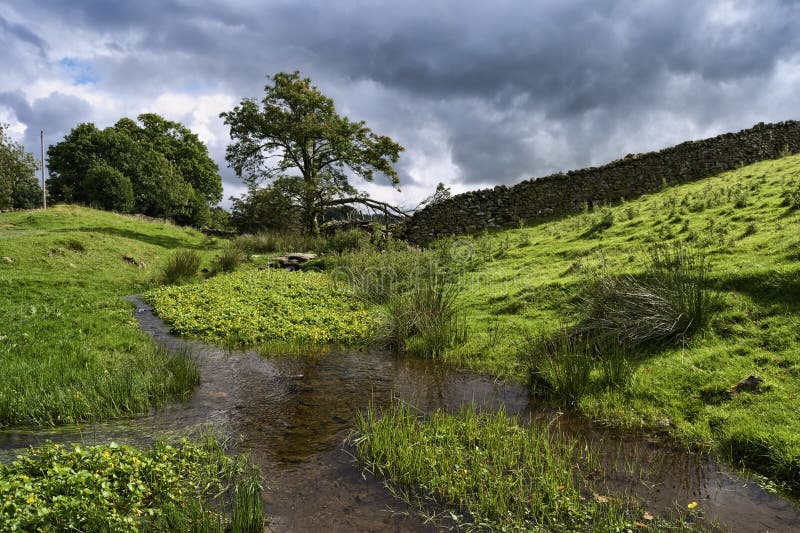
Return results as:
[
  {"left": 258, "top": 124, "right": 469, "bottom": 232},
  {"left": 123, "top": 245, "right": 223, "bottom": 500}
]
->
[
  {"left": 574, "top": 245, "right": 719, "bottom": 347},
  {"left": 163, "top": 249, "right": 201, "bottom": 284},
  {"left": 83, "top": 161, "right": 135, "bottom": 213},
  {"left": 0, "top": 437, "right": 262, "bottom": 532}
]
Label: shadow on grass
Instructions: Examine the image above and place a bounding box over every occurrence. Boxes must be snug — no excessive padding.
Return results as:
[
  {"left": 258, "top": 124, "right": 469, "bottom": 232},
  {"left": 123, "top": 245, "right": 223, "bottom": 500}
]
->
[
  {"left": 55, "top": 227, "right": 207, "bottom": 250},
  {"left": 714, "top": 270, "right": 800, "bottom": 309}
]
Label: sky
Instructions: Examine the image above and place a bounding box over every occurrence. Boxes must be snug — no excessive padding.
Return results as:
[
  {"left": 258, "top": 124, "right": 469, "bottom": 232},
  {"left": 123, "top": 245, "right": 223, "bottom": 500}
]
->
[{"left": 2, "top": 0, "right": 800, "bottom": 210}]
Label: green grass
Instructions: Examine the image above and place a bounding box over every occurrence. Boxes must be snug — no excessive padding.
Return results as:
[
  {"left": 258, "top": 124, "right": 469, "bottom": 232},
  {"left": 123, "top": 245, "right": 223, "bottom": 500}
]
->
[
  {"left": 431, "top": 153, "right": 800, "bottom": 493},
  {"left": 144, "top": 267, "right": 377, "bottom": 348},
  {"left": 353, "top": 401, "right": 707, "bottom": 531},
  {"left": 0, "top": 205, "right": 222, "bottom": 427},
  {"left": 0, "top": 435, "right": 263, "bottom": 531}
]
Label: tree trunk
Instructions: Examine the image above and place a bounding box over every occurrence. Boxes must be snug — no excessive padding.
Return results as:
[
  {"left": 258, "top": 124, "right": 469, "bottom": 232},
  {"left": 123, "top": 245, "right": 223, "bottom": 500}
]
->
[{"left": 301, "top": 192, "right": 320, "bottom": 235}]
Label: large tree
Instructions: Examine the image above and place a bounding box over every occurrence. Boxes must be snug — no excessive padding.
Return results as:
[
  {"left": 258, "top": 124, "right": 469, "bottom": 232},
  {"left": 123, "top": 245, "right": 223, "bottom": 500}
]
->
[
  {"left": 221, "top": 71, "right": 406, "bottom": 233},
  {"left": 47, "top": 114, "right": 222, "bottom": 226},
  {"left": 0, "top": 124, "right": 42, "bottom": 210}
]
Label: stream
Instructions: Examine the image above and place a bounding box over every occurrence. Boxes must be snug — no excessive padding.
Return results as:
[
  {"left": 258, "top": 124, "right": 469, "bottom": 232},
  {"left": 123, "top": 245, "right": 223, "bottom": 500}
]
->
[{"left": 1, "top": 295, "right": 799, "bottom": 532}]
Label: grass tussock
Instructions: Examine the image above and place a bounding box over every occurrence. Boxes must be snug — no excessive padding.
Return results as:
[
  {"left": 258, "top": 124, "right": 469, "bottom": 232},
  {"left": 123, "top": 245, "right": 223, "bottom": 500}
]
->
[
  {"left": 378, "top": 270, "right": 467, "bottom": 357},
  {"left": 353, "top": 401, "right": 701, "bottom": 531},
  {"left": 0, "top": 345, "right": 198, "bottom": 428},
  {"left": 213, "top": 244, "right": 248, "bottom": 273},
  {"left": 230, "top": 229, "right": 367, "bottom": 255},
  {"left": 333, "top": 247, "right": 469, "bottom": 357},
  {"left": 574, "top": 245, "right": 719, "bottom": 347},
  {"left": 525, "top": 330, "right": 636, "bottom": 406},
  {"left": 163, "top": 249, "right": 202, "bottom": 284}
]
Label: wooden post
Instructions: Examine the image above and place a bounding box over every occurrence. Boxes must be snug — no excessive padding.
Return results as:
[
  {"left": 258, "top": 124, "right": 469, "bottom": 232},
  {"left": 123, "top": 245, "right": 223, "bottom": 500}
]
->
[{"left": 40, "top": 130, "right": 46, "bottom": 209}]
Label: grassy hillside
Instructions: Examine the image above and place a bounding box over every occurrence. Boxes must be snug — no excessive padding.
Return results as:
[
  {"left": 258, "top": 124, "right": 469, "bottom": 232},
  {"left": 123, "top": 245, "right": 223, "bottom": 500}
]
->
[
  {"left": 113, "top": 153, "right": 800, "bottom": 498},
  {"left": 0, "top": 205, "right": 222, "bottom": 427},
  {"left": 443, "top": 153, "right": 800, "bottom": 490}
]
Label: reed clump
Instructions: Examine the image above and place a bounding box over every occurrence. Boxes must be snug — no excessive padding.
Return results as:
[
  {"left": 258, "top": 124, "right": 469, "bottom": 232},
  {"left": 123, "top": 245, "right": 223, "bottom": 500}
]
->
[{"left": 574, "top": 245, "right": 719, "bottom": 348}]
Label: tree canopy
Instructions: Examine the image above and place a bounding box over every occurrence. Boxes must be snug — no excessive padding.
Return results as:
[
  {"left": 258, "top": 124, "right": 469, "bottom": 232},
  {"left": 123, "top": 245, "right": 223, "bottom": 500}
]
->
[
  {"left": 0, "top": 124, "right": 42, "bottom": 210},
  {"left": 221, "top": 71, "right": 406, "bottom": 233},
  {"left": 47, "top": 114, "right": 222, "bottom": 226}
]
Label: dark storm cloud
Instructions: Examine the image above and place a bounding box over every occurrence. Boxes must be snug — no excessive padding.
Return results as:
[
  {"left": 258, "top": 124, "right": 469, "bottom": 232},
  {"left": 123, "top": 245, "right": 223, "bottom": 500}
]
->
[
  {"left": 0, "top": 91, "right": 92, "bottom": 155},
  {"left": 0, "top": 15, "right": 47, "bottom": 55},
  {"left": 2, "top": 0, "right": 800, "bottom": 198}
]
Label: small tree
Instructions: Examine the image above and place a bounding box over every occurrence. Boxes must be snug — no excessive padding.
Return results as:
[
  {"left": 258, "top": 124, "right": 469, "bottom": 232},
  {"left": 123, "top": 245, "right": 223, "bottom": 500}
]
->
[
  {"left": 221, "top": 71, "right": 406, "bottom": 233},
  {"left": 47, "top": 115, "right": 222, "bottom": 226},
  {"left": 83, "top": 161, "right": 134, "bottom": 212},
  {"left": 0, "top": 124, "right": 41, "bottom": 210}
]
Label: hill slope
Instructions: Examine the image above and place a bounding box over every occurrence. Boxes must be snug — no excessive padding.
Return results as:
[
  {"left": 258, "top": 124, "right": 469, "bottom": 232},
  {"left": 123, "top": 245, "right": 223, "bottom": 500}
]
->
[
  {"left": 445, "top": 153, "right": 800, "bottom": 490},
  {"left": 0, "top": 205, "right": 221, "bottom": 427}
]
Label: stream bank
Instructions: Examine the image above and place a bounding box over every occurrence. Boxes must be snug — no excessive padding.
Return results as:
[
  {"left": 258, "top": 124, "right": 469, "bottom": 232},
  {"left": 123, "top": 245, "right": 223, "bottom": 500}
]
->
[{"left": 1, "top": 296, "right": 799, "bottom": 531}]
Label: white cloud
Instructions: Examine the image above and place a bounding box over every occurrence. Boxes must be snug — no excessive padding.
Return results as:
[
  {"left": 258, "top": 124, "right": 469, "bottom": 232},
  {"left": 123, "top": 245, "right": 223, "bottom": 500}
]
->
[{"left": 148, "top": 92, "right": 236, "bottom": 149}]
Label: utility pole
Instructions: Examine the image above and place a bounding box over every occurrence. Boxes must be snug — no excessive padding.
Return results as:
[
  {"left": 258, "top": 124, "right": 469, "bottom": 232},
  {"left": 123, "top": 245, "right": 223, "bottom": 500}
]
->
[{"left": 40, "top": 130, "right": 46, "bottom": 209}]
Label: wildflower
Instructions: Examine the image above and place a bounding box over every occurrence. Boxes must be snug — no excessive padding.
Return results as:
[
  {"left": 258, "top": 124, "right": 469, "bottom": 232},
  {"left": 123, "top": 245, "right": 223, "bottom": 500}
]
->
[
  {"left": 102, "top": 450, "right": 111, "bottom": 459},
  {"left": 687, "top": 501, "right": 698, "bottom": 510},
  {"left": 26, "top": 494, "right": 35, "bottom": 505}
]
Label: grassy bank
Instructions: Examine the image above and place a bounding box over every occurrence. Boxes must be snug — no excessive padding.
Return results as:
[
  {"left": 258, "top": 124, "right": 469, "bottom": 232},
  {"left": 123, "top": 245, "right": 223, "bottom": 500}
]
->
[
  {"left": 0, "top": 435, "right": 263, "bottom": 531},
  {"left": 436, "top": 153, "right": 800, "bottom": 492},
  {"left": 353, "top": 401, "right": 706, "bottom": 531},
  {"left": 0, "top": 205, "right": 221, "bottom": 427}
]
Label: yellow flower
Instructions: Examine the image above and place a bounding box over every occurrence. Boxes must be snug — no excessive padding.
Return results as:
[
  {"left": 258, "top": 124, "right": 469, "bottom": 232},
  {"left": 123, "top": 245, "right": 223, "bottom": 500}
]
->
[
  {"left": 102, "top": 450, "right": 111, "bottom": 459},
  {"left": 26, "top": 494, "right": 36, "bottom": 505},
  {"left": 687, "top": 501, "right": 698, "bottom": 510}
]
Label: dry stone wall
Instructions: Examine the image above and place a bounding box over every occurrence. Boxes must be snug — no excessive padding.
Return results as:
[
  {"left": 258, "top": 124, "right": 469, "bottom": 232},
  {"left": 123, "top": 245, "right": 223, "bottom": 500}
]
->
[{"left": 402, "top": 121, "right": 800, "bottom": 244}]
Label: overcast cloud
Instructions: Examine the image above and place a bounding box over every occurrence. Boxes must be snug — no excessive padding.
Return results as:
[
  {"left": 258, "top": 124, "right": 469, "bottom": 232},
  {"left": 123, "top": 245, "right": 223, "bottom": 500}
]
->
[{"left": 1, "top": 0, "right": 799, "bottom": 209}]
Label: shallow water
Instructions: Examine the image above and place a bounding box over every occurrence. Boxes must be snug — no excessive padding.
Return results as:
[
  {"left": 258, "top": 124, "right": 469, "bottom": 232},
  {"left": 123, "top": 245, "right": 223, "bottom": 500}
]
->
[{"left": 1, "top": 296, "right": 799, "bottom": 532}]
